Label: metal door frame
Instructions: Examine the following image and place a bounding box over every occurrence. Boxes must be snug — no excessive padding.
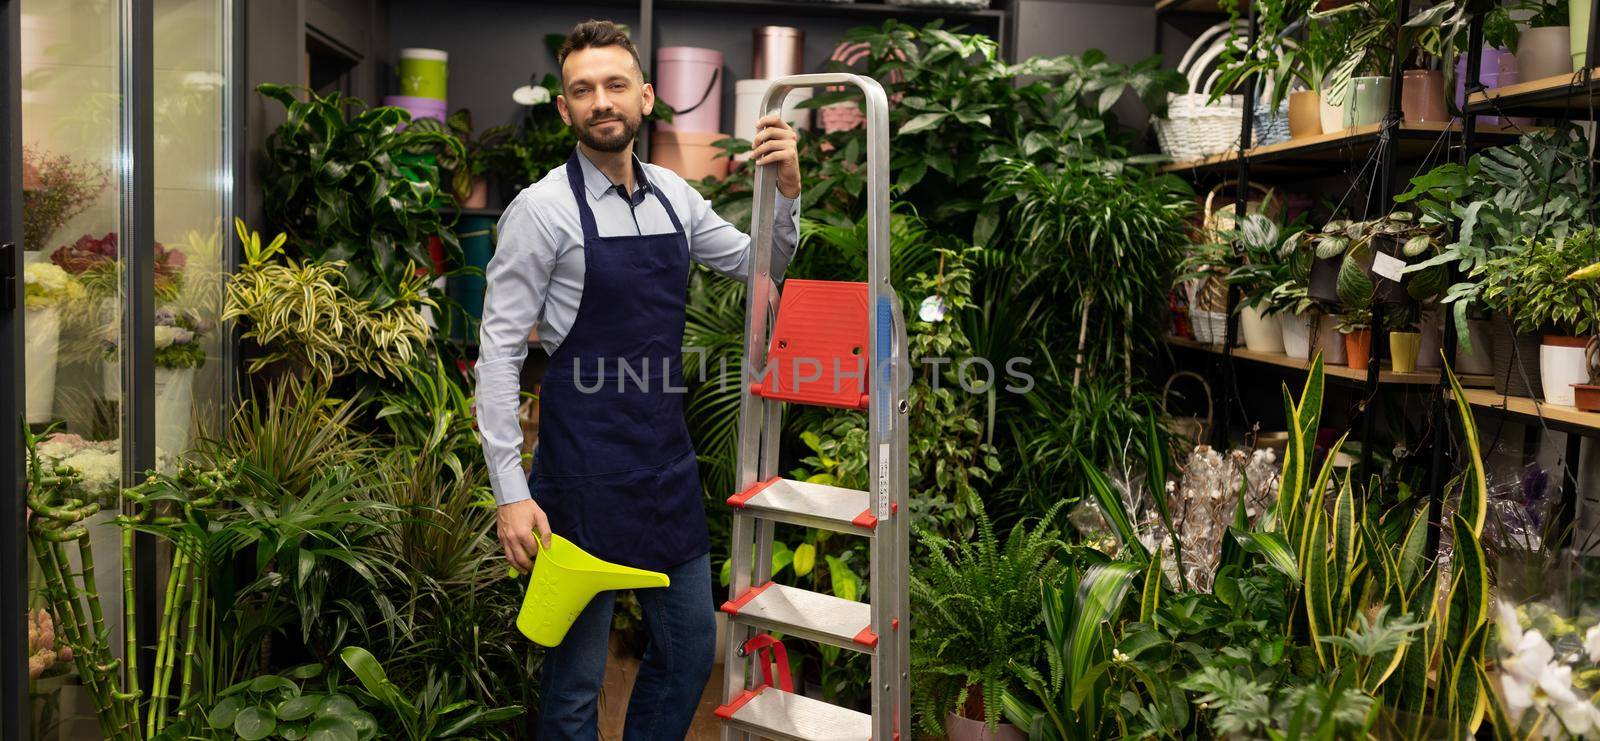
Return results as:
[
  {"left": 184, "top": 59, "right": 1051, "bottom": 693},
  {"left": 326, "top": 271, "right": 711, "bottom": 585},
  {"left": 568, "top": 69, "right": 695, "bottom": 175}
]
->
[{"left": 1, "top": 0, "right": 26, "bottom": 736}]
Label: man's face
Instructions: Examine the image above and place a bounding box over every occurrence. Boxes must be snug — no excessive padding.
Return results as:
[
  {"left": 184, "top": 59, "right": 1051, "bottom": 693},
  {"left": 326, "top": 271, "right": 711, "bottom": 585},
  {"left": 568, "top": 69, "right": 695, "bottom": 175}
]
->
[{"left": 557, "top": 46, "right": 654, "bottom": 154}]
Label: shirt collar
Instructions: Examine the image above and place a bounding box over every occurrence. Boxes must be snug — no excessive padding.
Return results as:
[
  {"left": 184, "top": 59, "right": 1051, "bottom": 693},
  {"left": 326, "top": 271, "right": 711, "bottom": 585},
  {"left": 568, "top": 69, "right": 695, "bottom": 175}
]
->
[{"left": 574, "top": 147, "right": 653, "bottom": 202}]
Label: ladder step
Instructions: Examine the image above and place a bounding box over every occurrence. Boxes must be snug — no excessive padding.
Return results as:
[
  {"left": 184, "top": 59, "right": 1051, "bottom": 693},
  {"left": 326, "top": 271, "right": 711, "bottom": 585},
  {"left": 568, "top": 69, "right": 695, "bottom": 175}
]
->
[
  {"left": 728, "top": 478, "right": 879, "bottom": 536},
  {"left": 716, "top": 686, "right": 872, "bottom": 741},
  {"left": 722, "top": 582, "right": 877, "bottom": 654}
]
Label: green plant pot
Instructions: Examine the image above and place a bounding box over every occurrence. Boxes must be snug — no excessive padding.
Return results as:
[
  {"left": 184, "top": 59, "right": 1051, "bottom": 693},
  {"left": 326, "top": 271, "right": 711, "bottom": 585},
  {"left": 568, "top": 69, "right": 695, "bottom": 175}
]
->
[
  {"left": 398, "top": 48, "right": 448, "bottom": 99},
  {"left": 1344, "top": 77, "right": 1392, "bottom": 128},
  {"left": 449, "top": 215, "right": 497, "bottom": 336},
  {"left": 1574, "top": 0, "right": 1594, "bottom": 70},
  {"left": 1389, "top": 331, "right": 1422, "bottom": 373}
]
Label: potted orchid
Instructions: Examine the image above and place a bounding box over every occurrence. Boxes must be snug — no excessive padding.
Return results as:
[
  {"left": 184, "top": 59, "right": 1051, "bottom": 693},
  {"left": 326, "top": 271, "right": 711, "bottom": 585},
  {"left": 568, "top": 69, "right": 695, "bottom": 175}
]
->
[
  {"left": 23, "top": 263, "right": 85, "bottom": 424},
  {"left": 1494, "top": 553, "right": 1600, "bottom": 737}
]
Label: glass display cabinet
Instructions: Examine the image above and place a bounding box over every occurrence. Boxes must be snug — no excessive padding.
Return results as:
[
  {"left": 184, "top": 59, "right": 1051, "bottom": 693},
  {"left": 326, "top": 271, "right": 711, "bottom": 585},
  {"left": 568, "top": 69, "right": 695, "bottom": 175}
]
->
[{"left": 4, "top": 0, "right": 238, "bottom": 737}]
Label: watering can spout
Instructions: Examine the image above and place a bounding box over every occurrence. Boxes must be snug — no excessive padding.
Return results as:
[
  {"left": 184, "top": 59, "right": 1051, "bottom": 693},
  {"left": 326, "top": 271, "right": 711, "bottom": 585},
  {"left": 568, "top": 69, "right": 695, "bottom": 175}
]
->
[{"left": 509, "top": 534, "right": 670, "bottom": 646}]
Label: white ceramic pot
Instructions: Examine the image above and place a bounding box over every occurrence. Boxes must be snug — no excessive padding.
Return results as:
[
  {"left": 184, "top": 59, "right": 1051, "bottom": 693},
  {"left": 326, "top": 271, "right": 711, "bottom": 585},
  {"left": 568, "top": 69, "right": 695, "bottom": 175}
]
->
[
  {"left": 1319, "top": 94, "right": 1346, "bottom": 134},
  {"left": 25, "top": 306, "right": 62, "bottom": 424},
  {"left": 1281, "top": 312, "right": 1314, "bottom": 360},
  {"left": 154, "top": 367, "right": 196, "bottom": 462},
  {"left": 1240, "top": 305, "right": 1285, "bottom": 353},
  {"left": 1314, "top": 314, "right": 1349, "bottom": 365},
  {"left": 1540, "top": 336, "right": 1590, "bottom": 407},
  {"left": 1455, "top": 319, "right": 1494, "bottom": 375}
]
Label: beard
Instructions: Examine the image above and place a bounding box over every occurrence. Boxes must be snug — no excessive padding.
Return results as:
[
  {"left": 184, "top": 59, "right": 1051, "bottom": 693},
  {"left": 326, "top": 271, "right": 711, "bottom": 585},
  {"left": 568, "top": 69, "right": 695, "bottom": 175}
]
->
[{"left": 574, "top": 111, "right": 640, "bottom": 153}]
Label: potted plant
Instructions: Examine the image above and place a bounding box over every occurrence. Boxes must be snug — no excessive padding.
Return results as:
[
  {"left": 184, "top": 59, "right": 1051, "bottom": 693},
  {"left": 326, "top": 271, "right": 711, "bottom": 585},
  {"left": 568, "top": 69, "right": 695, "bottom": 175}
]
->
[
  {"left": 1337, "top": 247, "right": 1377, "bottom": 369},
  {"left": 1516, "top": 0, "right": 1573, "bottom": 81},
  {"left": 1177, "top": 237, "right": 1237, "bottom": 346},
  {"left": 911, "top": 499, "right": 1066, "bottom": 741},
  {"left": 23, "top": 263, "right": 84, "bottom": 424},
  {"left": 1224, "top": 212, "right": 1304, "bottom": 354},
  {"left": 1385, "top": 302, "right": 1424, "bottom": 372},
  {"left": 1572, "top": 336, "right": 1600, "bottom": 411},
  {"left": 1397, "top": 127, "right": 1596, "bottom": 391},
  {"left": 1482, "top": 228, "right": 1600, "bottom": 406},
  {"left": 409, "top": 108, "right": 513, "bottom": 209}
]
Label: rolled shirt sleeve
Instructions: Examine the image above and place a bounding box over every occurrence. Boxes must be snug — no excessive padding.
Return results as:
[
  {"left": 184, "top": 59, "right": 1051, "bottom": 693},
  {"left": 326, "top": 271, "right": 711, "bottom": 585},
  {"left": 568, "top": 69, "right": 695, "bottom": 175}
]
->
[{"left": 474, "top": 197, "right": 558, "bottom": 506}]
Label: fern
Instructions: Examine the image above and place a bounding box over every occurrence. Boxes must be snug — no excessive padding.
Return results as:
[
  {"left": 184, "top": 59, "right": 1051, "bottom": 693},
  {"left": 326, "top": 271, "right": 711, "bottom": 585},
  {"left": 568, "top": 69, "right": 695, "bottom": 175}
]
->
[{"left": 910, "top": 497, "right": 1068, "bottom": 734}]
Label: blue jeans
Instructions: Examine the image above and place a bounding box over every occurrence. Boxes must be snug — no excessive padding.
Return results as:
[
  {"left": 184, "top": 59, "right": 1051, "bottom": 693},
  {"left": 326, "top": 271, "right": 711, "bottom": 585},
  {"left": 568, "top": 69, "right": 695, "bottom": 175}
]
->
[{"left": 535, "top": 550, "right": 717, "bottom": 740}]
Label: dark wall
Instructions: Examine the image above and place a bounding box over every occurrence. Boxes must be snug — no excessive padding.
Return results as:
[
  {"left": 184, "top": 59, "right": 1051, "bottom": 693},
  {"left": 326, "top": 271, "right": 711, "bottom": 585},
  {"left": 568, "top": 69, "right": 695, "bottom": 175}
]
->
[{"left": 386, "top": 0, "right": 642, "bottom": 131}]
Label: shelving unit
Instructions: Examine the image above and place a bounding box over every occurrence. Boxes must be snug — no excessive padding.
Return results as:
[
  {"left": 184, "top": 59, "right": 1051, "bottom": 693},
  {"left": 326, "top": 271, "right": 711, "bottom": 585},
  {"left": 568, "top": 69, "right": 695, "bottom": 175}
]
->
[
  {"left": 1161, "top": 121, "right": 1526, "bottom": 175},
  {"left": 1165, "top": 336, "right": 1494, "bottom": 387},
  {"left": 1466, "top": 69, "right": 1600, "bottom": 118},
  {"left": 1154, "top": 0, "right": 1240, "bottom": 14},
  {"left": 1455, "top": 388, "right": 1600, "bottom": 435}
]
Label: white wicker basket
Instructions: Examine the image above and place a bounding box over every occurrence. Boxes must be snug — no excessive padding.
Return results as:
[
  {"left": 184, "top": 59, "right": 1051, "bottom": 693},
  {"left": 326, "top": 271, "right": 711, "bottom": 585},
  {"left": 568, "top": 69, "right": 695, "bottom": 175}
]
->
[{"left": 1153, "top": 20, "right": 1248, "bottom": 163}]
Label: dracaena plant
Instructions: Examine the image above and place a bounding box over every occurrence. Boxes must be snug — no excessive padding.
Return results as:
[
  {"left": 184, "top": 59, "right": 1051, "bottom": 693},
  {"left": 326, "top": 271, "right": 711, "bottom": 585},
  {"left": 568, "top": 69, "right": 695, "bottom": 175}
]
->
[{"left": 257, "top": 83, "right": 463, "bottom": 309}]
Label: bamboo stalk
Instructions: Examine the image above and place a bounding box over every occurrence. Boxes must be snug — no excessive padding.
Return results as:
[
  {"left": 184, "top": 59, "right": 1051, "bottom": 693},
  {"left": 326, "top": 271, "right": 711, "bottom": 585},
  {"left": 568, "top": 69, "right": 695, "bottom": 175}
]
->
[
  {"left": 178, "top": 543, "right": 203, "bottom": 721},
  {"left": 152, "top": 548, "right": 190, "bottom": 735},
  {"left": 74, "top": 525, "right": 134, "bottom": 736},
  {"left": 35, "top": 534, "right": 115, "bottom": 740},
  {"left": 122, "top": 517, "right": 142, "bottom": 728},
  {"left": 146, "top": 545, "right": 186, "bottom": 738}
]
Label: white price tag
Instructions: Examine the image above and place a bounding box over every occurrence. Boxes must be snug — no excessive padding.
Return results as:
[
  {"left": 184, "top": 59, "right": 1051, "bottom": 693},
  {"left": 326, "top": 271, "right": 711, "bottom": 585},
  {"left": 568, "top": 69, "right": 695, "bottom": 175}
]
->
[{"left": 1371, "top": 252, "right": 1407, "bottom": 283}]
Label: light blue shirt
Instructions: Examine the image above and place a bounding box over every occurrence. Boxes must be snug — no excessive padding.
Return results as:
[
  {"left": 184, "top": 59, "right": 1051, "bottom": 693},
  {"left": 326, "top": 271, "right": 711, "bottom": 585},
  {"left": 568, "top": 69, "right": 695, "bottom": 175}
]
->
[{"left": 474, "top": 148, "right": 800, "bottom": 506}]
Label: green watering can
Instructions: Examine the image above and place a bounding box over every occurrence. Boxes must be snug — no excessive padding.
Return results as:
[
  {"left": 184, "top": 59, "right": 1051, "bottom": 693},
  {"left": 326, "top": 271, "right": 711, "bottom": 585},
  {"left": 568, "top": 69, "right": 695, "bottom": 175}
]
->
[{"left": 508, "top": 534, "right": 670, "bottom": 647}]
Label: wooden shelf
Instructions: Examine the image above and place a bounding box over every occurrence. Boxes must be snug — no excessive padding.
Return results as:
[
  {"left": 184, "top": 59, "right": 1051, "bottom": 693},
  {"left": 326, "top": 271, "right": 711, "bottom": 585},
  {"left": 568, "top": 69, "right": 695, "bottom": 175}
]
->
[
  {"left": 1466, "top": 69, "right": 1600, "bottom": 118},
  {"left": 655, "top": 0, "right": 1007, "bottom": 21},
  {"left": 1160, "top": 121, "right": 1526, "bottom": 176},
  {"left": 1166, "top": 335, "right": 1494, "bottom": 387},
  {"left": 1453, "top": 388, "right": 1600, "bottom": 433}
]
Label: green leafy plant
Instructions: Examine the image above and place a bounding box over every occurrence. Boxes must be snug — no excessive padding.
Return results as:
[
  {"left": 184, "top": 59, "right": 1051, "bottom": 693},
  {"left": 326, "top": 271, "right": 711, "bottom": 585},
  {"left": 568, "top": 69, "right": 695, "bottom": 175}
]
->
[
  {"left": 224, "top": 219, "right": 435, "bottom": 383},
  {"left": 257, "top": 83, "right": 463, "bottom": 307},
  {"left": 1483, "top": 227, "right": 1600, "bottom": 337},
  {"left": 910, "top": 497, "right": 1068, "bottom": 734},
  {"left": 408, "top": 109, "right": 514, "bottom": 204}
]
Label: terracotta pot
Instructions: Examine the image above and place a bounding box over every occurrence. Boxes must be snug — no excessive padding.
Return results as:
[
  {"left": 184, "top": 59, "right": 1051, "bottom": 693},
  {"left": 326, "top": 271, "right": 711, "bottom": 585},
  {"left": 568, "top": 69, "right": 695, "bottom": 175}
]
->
[
  {"left": 1519, "top": 26, "right": 1573, "bottom": 82},
  {"left": 946, "top": 711, "right": 1027, "bottom": 741},
  {"left": 1540, "top": 335, "right": 1590, "bottom": 407},
  {"left": 1401, "top": 69, "right": 1448, "bottom": 123},
  {"left": 1345, "top": 328, "right": 1373, "bottom": 371},
  {"left": 1390, "top": 331, "right": 1422, "bottom": 373},
  {"left": 1288, "top": 90, "right": 1322, "bottom": 138},
  {"left": 1573, "top": 384, "right": 1600, "bottom": 411}
]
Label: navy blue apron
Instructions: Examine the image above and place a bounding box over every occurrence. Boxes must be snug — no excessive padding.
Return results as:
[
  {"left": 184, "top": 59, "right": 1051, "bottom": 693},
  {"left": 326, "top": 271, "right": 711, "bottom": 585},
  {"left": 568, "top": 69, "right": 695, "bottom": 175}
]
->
[{"left": 531, "top": 150, "right": 709, "bottom": 572}]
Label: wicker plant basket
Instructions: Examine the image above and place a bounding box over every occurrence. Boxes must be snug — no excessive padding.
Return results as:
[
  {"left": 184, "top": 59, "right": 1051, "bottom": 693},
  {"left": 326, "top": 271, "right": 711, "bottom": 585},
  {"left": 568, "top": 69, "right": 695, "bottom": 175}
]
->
[{"left": 1154, "top": 20, "right": 1249, "bottom": 162}]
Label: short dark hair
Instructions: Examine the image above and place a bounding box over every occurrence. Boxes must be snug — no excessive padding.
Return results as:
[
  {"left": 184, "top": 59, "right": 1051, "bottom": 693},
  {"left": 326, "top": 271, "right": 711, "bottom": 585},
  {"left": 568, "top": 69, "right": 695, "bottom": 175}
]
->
[{"left": 558, "top": 20, "right": 644, "bottom": 86}]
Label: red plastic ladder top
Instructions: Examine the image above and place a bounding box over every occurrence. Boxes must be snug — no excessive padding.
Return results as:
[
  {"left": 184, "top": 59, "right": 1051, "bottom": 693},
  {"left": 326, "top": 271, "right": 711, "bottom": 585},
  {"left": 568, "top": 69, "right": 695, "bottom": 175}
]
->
[{"left": 751, "top": 279, "right": 870, "bottom": 409}]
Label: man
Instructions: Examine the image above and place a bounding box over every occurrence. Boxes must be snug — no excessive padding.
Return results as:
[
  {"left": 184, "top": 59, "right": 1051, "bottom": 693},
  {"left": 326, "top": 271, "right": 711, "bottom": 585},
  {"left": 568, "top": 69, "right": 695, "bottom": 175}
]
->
[{"left": 473, "top": 19, "right": 803, "bottom": 739}]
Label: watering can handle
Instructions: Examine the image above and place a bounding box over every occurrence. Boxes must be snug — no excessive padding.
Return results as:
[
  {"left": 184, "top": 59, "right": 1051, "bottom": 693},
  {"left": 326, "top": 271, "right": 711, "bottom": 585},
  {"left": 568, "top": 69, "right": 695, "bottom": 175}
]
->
[{"left": 505, "top": 536, "right": 551, "bottom": 578}]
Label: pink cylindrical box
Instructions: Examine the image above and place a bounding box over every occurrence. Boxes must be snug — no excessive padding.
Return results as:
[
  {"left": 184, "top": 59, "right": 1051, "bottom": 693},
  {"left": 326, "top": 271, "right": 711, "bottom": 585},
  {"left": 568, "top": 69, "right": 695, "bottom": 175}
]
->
[{"left": 655, "top": 47, "right": 724, "bottom": 133}]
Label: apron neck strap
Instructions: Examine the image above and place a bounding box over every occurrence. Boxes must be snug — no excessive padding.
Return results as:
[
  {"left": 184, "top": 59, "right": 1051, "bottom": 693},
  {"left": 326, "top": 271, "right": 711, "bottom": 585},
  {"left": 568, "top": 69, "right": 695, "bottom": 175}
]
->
[{"left": 565, "top": 148, "right": 689, "bottom": 240}]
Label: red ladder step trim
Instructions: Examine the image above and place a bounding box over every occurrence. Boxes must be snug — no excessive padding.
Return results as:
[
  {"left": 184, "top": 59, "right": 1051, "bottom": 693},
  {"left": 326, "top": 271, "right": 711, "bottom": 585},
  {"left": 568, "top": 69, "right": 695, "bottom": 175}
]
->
[
  {"left": 852, "top": 625, "right": 879, "bottom": 649},
  {"left": 852, "top": 509, "right": 879, "bottom": 529},
  {"left": 727, "top": 477, "right": 781, "bottom": 508},
  {"left": 720, "top": 582, "right": 775, "bottom": 615},
  {"left": 714, "top": 687, "right": 766, "bottom": 720}
]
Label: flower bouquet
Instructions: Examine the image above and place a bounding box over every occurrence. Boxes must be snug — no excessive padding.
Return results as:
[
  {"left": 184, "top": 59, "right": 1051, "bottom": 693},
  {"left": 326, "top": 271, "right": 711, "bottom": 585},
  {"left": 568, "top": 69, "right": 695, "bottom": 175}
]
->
[
  {"left": 33, "top": 433, "right": 120, "bottom": 506},
  {"left": 22, "top": 146, "right": 109, "bottom": 253},
  {"left": 1494, "top": 552, "right": 1600, "bottom": 737},
  {"left": 23, "top": 263, "right": 85, "bottom": 423},
  {"left": 51, "top": 232, "right": 187, "bottom": 300}
]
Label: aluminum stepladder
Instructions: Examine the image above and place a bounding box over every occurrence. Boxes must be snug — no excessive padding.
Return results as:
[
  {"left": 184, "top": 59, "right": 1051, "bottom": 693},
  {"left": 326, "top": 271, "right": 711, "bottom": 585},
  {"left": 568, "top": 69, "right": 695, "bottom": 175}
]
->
[{"left": 714, "top": 74, "right": 909, "bottom": 741}]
